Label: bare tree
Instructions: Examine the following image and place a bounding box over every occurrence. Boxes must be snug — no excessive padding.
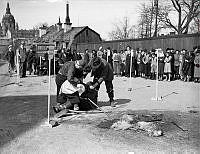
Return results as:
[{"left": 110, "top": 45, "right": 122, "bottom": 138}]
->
[
  {"left": 159, "top": 0, "right": 200, "bottom": 34},
  {"left": 138, "top": 3, "right": 153, "bottom": 38},
  {"left": 137, "top": 1, "right": 165, "bottom": 38},
  {"left": 108, "top": 16, "right": 135, "bottom": 40},
  {"left": 189, "top": 14, "right": 200, "bottom": 33}
]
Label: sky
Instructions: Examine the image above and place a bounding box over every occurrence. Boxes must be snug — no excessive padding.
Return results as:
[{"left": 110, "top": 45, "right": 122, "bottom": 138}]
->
[{"left": 0, "top": 0, "right": 148, "bottom": 40}]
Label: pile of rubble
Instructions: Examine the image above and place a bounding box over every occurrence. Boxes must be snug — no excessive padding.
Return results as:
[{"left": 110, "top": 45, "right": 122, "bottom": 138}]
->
[{"left": 110, "top": 113, "right": 163, "bottom": 137}]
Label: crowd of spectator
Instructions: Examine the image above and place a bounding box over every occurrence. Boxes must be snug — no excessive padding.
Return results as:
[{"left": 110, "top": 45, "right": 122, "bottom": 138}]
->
[
  {"left": 89, "top": 46, "right": 200, "bottom": 83},
  {"left": 4, "top": 42, "right": 200, "bottom": 83}
]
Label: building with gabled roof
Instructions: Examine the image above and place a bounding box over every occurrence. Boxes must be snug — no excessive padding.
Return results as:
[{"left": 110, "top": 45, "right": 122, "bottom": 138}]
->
[{"left": 34, "top": 2, "right": 101, "bottom": 51}]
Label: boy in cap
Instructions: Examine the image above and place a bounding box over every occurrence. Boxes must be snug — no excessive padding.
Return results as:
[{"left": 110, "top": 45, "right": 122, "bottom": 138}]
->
[{"left": 89, "top": 57, "right": 115, "bottom": 107}]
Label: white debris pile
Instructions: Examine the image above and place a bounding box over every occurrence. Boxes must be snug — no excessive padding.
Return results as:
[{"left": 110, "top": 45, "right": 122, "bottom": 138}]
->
[
  {"left": 136, "top": 121, "right": 162, "bottom": 137},
  {"left": 111, "top": 114, "right": 163, "bottom": 137}
]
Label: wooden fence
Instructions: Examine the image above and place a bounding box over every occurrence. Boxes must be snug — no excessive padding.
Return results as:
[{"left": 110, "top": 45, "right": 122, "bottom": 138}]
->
[{"left": 72, "top": 33, "right": 200, "bottom": 52}]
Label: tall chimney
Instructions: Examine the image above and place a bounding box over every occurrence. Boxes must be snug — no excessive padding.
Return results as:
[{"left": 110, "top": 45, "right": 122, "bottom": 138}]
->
[{"left": 64, "top": 1, "right": 72, "bottom": 33}]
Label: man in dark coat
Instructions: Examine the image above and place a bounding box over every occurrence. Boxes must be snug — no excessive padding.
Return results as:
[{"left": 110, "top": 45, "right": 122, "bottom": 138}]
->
[
  {"left": 83, "top": 49, "right": 90, "bottom": 65},
  {"left": 89, "top": 57, "right": 115, "bottom": 107},
  {"left": 27, "top": 49, "right": 34, "bottom": 75},
  {"left": 17, "top": 41, "right": 27, "bottom": 78},
  {"left": 5, "top": 45, "right": 15, "bottom": 76}
]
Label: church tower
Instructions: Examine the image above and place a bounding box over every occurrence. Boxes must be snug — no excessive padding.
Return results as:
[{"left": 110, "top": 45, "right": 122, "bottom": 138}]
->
[
  {"left": 57, "top": 16, "right": 62, "bottom": 32},
  {"left": 2, "top": 2, "right": 16, "bottom": 36}
]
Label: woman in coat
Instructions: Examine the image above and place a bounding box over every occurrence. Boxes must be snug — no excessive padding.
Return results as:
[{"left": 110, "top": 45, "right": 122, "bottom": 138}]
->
[
  {"left": 164, "top": 52, "right": 172, "bottom": 81},
  {"left": 158, "top": 55, "right": 165, "bottom": 81},
  {"left": 194, "top": 49, "right": 200, "bottom": 82},
  {"left": 182, "top": 51, "right": 194, "bottom": 82},
  {"left": 179, "top": 50, "right": 186, "bottom": 80},
  {"left": 150, "top": 53, "right": 157, "bottom": 80},
  {"left": 174, "top": 50, "right": 180, "bottom": 80}
]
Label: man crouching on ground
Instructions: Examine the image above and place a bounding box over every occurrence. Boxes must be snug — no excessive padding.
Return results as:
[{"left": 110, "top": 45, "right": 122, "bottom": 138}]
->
[
  {"left": 54, "top": 59, "right": 86, "bottom": 111},
  {"left": 89, "top": 57, "right": 116, "bottom": 107},
  {"left": 53, "top": 80, "right": 86, "bottom": 113}
]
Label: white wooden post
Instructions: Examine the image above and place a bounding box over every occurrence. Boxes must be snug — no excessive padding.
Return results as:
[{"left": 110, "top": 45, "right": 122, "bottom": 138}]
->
[
  {"left": 54, "top": 50, "right": 56, "bottom": 77},
  {"left": 107, "top": 50, "right": 109, "bottom": 62},
  {"left": 129, "top": 50, "right": 133, "bottom": 78},
  {"left": 151, "top": 49, "right": 161, "bottom": 101},
  {"left": 41, "top": 51, "right": 53, "bottom": 127},
  {"left": 16, "top": 49, "right": 20, "bottom": 85},
  {"left": 39, "top": 56, "right": 42, "bottom": 69},
  {"left": 128, "top": 50, "right": 133, "bottom": 91},
  {"left": 47, "top": 51, "right": 51, "bottom": 124}
]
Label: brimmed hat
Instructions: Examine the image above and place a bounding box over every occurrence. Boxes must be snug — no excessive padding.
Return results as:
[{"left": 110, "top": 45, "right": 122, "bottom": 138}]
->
[
  {"left": 90, "top": 57, "right": 102, "bottom": 69},
  {"left": 97, "top": 50, "right": 103, "bottom": 57}
]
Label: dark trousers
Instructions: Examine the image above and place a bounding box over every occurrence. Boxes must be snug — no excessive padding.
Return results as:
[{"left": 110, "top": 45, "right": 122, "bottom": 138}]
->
[
  {"left": 57, "top": 92, "right": 80, "bottom": 105},
  {"left": 19, "top": 61, "right": 27, "bottom": 77},
  {"left": 55, "top": 74, "right": 67, "bottom": 97},
  {"left": 94, "top": 79, "right": 114, "bottom": 102}
]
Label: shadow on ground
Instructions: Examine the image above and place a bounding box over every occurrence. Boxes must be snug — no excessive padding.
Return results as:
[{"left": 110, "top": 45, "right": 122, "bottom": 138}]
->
[
  {"left": 0, "top": 82, "right": 16, "bottom": 87},
  {"left": 0, "top": 95, "right": 130, "bottom": 148},
  {"left": 0, "top": 95, "right": 57, "bottom": 148},
  {"left": 0, "top": 63, "right": 6, "bottom": 67},
  {"left": 98, "top": 99, "right": 131, "bottom": 107}
]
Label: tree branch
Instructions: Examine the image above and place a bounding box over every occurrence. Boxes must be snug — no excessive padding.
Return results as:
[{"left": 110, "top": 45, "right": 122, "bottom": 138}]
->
[{"left": 171, "top": 0, "right": 180, "bottom": 11}]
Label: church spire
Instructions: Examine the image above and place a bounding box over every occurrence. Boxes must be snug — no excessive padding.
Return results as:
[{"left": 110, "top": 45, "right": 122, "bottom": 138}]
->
[
  {"left": 57, "top": 16, "right": 62, "bottom": 31},
  {"left": 6, "top": 2, "right": 11, "bottom": 14},
  {"left": 58, "top": 16, "right": 62, "bottom": 25}
]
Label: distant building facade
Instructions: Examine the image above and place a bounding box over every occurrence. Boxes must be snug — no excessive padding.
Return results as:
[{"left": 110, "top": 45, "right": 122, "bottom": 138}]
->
[
  {"left": 0, "top": 2, "right": 39, "bottom": 59},
  {"left": 0, "top": 2, "right": 38, "bottom": 40}
]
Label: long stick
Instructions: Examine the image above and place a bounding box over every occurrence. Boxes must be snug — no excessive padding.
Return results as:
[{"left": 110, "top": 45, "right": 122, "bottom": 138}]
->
[
  {"left": 129, "top": 50, "right": 133, "bottom": 78},
  {"left": 47, "top": 53, "right": 51, "bottom": 124},
  {"left": 54, "top": 50, "right": 56, "bottom": 77},
  {"left": 16, "top": 50, "right": 20, "bottom": 85},
  {"left": 156, "top": 51, "right": 159, "bottom": 99},
  {"left": 128, "top": 50, "right": 133, "bottom": 91},
  {"left": 87, "top": 98, "right": 112, "bottom": 119}
]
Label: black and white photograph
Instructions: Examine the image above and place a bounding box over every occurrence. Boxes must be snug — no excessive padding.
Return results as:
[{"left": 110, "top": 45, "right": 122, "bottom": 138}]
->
[{"left": 0, "top": 0, "right": 199, "bottom": 153}]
